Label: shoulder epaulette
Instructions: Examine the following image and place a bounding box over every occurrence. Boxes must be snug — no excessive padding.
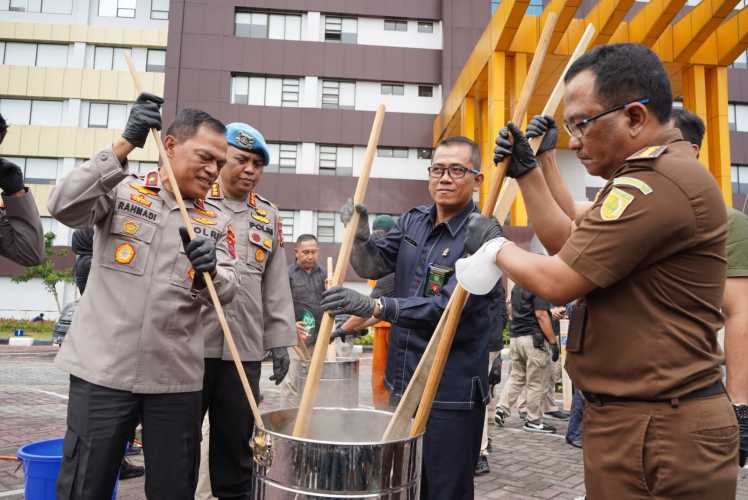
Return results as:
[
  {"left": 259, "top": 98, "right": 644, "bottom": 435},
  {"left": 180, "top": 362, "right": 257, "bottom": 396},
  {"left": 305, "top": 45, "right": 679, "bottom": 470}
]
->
[
  {"left": 207, "top": 183, "right": 223, "bottom": 200},
  {"left": 625, "top": 145, "right": 667, "bottom": 162},
  {"left": 255, "top": 192, "right": 277, "bottom": 210}
]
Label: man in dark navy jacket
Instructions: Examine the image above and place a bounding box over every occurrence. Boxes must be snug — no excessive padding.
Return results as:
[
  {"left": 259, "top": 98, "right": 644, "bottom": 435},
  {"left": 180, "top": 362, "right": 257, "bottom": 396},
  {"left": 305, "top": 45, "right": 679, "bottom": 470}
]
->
[{"left": 321, "top": 136, "right": 505, "bottom": 500}]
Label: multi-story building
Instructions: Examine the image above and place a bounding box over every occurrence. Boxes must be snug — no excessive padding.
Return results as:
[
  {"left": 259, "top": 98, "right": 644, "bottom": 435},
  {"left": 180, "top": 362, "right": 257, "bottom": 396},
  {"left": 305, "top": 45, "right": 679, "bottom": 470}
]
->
[{"left": 0, "top": 0, "right": 167, "bottom": 317}]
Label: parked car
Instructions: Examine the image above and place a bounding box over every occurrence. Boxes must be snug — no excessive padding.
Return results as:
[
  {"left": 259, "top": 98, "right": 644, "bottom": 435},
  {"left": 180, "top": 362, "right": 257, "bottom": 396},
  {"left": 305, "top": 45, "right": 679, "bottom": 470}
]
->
[{"left": 53, "top": 300, "right": 78, "bottom": 346}]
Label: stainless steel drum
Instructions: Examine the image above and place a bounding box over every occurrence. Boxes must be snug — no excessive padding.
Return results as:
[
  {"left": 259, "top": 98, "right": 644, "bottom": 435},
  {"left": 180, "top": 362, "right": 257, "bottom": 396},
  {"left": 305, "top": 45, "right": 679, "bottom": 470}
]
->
[
  {"left": 298, "top": 357, "right": 359, "bottom": 408},
  {"left": 252, "top": 408, "right": 422, "bottom": 499}
]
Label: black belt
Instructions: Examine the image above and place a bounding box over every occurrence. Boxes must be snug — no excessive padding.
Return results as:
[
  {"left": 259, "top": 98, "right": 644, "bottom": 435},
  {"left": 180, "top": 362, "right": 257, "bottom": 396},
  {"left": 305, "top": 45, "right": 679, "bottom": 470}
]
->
[{"left": 582, "top": 381, "right": 724, "bottom": 407}]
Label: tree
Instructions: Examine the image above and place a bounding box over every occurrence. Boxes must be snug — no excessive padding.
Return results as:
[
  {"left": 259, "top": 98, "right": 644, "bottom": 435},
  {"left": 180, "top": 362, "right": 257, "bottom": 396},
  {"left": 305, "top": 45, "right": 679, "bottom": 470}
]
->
[{"left": 12, "top": 232, "right": 73, "bottom": 313}]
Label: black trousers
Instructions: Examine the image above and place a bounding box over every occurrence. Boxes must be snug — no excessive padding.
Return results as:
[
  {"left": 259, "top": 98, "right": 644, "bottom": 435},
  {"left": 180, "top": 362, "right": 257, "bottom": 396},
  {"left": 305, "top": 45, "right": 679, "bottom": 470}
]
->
[
  {"left": 202, "top": 359, "right": 261, "bottom": 500},
  {"left": 420, "top": 402, "right": 485, "bottom": 500},
  {"left": 56, "top": 375, "right": 202, "bottom": 500}
]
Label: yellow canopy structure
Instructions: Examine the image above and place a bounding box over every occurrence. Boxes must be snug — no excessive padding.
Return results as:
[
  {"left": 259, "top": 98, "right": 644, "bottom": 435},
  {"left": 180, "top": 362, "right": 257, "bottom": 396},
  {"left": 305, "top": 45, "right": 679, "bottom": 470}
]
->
[{"left": 434, "top": 0, "right": 747, "bottom": 224}]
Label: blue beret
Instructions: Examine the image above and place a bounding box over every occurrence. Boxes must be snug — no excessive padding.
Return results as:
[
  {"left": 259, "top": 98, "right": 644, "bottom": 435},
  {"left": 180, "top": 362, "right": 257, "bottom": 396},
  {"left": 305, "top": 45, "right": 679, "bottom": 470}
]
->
[{"left": 225, "top": 122, "right": 270, "bottom": 166}]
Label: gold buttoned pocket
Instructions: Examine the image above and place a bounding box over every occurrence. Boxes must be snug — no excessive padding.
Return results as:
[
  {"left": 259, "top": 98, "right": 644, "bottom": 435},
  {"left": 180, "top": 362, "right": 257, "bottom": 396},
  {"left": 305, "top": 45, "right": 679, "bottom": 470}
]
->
[{"left": 100, "top": 214, "right": 157, "bottom": 276}]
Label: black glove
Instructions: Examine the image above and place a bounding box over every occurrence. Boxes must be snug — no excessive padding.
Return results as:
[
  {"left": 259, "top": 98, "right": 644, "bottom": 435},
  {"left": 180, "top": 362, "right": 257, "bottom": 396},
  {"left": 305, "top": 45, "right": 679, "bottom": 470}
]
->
[
  {"left": 488, "top": 356, "right": 502, "bottom": 386},
  {"left": 331, "top": 328, "right": 364, "bottom": 342},
  {"left": 321, "top": 286, "right": 375, "bottom": 318},
  {"left": 122, "top": 92, "right": 163, "bottom": 148},
  {"left": 353, "top": 204, "right": 370, "bottom": 243},
  {"left": 0, "top": 158, "right": 24, "bottom": 194},
  {"left": 269, "top": 347, "right": 290, "bottom": 385},
  {"left": 179, "top": 227, "right": 217, "bottom": 274},
  {"left": 493, "top": 122, "right": 538, "bottom": 178},
  {"left": 735, "top": 404, "right": 748, "bottom": 467},
  {"left": 465, "top": 213, "right": 505, "bottom": 255},
  {"left": 525, "top": 115, "right": 558, "bottom": 156},
  {"left": 550, "top": 343, "right": 560, "bottom": 362}
]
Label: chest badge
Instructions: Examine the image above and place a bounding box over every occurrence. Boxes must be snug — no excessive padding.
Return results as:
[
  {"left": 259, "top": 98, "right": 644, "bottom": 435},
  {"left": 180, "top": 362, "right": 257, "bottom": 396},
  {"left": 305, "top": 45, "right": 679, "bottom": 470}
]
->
[
  {"left": 262, "top": 238, "right": 272, "bottom": 249},
  {"left": 114, "top": 242, "right": 136, "bottom": 264},
  {"left": 130, "top": 193, "right": 152, "bottom": 207},
  {"left": 255, "top": 248, "right": 266, "bottom": 263},
  {"left": 256, "top": 208, "right": 268, "bottom": 216},
  {"left": 192, "top": 207, "right": 217, "bottom": 218},
  {"left": 248, "top": 192, "right": 256, "bottom": 208},
  {"left": 192, "top": 216, "right": 217, "bottom": 226},
  {"left": 129, "top": 183, "right": 158, "bottom": 197},
  {"left": 252, "top": 213, "right": 271, "bottom": 224},
  {"left": 600, "top": 187, "right": 635, "bottom": 221},
  {"left": 122, "top": 220, "right": 139, "bottom": 235},
  {"left": 442, "top": 248, "right": 450, "bottom": 257},
  {"left": 227, "top": 224, "right": 237, "bottom": 259}
]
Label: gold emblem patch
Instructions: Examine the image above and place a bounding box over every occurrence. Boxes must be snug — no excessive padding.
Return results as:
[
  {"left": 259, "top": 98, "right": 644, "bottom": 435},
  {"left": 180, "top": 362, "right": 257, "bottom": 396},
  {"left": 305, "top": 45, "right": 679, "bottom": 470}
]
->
[
  {"left": 130, "top": 194, "right": 152, "bottom": 207},
  {"left": 192, "top": 216, "right": 217, "bottom": 226},
  {"left": 255, "top": 248, "right": 266, "bottom": 263},
  {"left": 192, "top": 207, "right": 217, "bottom": 218},
  {"left": 256, "top": 208, "right": 267, "bottom": 216},
  {"left": 129, "top": 183, "right": 158, "bottom": 197},
  {"left": 122, "top": 220, "right": 139, "bottom": 235},
  {"left": 114, "top": 242, "right": 136, "bottom": 264},
  {"left": 262, "top": 238, "right": 272, "bottom": 249},
  {"left": 600, "top": 187, "right": 634, "bottom": 221},
  {"left": 252, "top": 213, "right": 270, "bottom": 224}
]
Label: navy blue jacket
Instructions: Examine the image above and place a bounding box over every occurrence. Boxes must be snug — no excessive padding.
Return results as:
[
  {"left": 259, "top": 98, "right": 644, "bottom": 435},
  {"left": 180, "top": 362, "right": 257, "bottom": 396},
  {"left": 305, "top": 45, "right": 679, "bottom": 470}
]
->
[{"left": 351, "top": 201, "right": 505, "bottom": 410}]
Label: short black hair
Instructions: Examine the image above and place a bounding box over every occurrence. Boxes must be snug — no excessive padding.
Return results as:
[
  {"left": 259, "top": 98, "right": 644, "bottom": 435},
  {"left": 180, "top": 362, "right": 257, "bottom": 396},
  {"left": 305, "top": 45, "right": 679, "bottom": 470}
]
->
[
  {"left": 296, "top": 234, "right": 318, "bottom": 245},
  {"left": 565, "top": 43, "right": 672, "bottom": 124},
  {"left": 0, "top": 113, "right": 7, "bottom": 145},
  {"left": 436, "top": 136, "right": 482, "bottom": 171},
  {"left": 164, "top": 108, "right": 225, "bottom": 143},
  {"left": 671, "top": 108, "right": 704, "bottom": 148}
]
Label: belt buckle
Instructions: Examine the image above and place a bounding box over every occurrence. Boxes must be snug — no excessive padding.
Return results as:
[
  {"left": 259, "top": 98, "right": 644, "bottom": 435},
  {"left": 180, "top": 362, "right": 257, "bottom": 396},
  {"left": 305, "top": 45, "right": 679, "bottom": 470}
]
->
[{"left": 582, "top": 392, "right": 604, "bottom": 406}]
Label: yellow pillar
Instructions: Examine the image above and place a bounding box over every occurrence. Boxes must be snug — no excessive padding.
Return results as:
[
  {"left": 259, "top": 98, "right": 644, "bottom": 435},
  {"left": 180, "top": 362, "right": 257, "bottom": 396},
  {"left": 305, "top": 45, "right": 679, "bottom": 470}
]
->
[
  {"left": 482, "top": 51, "right": 507, "bottom": 209},
  {"left": 510, "top": 53, "right": 529, "bottom": 226},
  {"left": 705, "top": 66, "right": 734, "bottom": 206},
  {"left": 460, "top": 96, "right": 477, "bottom": 140},
  {"left": 682, "top": 64, "right": 710, "bottom": 169}
]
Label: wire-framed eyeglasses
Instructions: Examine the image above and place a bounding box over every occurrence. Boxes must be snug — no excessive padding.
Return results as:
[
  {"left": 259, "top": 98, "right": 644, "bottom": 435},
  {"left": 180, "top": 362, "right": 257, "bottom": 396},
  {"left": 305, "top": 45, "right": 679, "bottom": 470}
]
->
[{"left": 563, "top": 98, "right": 650, "bottom": 139}]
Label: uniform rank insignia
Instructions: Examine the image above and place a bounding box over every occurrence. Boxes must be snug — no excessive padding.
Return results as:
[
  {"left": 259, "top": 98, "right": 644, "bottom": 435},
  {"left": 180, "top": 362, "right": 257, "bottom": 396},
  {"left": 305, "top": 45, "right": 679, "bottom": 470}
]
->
[
  {"left": 600, "top": 187, "right": 635, "bottom": 221},
  {"left": 192, "top": 216, "right": 217, "bottom": 225},
  {"left": 194, "top": 198, "right": 206, "bottom": 210},
  {"left": 192, "top": 207, "right": 217, "bottom": 218},
  {"left": 252, "top": 213, "right": 271, "bottom": 224},
  {"left": 122, "top": 220, "right": 139, "bottom": 235},
  {"left": 248, "top": 192, "right": 257, "bottom": 208},
  {"left": 256, "top": 208, "right": 267, "bottom": 216},
  {"left": 262, "top": 238, "right": 272, "bottom": 249},
  {"left": 625, "top": 145, "right": 667, "bottom": 162},
  {"left": 187, "top": 267, "right": 196, "bottom": 281},
  {"left": 129, "top": 183, "right": 158, "bottom": 197},
  {"left": 255, "top": 248, "right": 266, "bottom": 263},
  {"left": 114, "top": 242, "right": 136, "bottom": 264},
  {"left": 613, "top": 176, "right": 653, "bottom": 195},
  {"left": 130, "top": 193, "right": 152, "bottom": 207},
  {"left": 144, "top": 171, "right": 159, "bottom": 188},
  {"left": 210, "top": 183, "right": 221, "bottom": 198},
  {"left": 227, "top": 224, "right": 237, "bottom": 259}
]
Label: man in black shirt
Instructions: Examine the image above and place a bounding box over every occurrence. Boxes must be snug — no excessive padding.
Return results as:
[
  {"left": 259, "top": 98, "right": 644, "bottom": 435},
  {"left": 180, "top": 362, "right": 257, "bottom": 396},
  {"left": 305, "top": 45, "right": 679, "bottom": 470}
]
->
[{"left": 495, "top": 284, "right": 559, "bottom": 433}]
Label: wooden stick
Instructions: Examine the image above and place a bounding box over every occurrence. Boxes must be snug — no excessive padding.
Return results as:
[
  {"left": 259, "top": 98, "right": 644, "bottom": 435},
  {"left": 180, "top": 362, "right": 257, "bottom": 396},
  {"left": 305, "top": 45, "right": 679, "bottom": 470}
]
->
[
  {"left": 408, "top": 13, "right": 558, "bottom": 438},
  {"left": 494, "top": 23, "right": 596, "bottom": 222},
  {"left": 124, "top": 54, "right": 264, "bottom": 429},
  {"left": 293, "top": 105, "right": 386, "bottom": 437}
]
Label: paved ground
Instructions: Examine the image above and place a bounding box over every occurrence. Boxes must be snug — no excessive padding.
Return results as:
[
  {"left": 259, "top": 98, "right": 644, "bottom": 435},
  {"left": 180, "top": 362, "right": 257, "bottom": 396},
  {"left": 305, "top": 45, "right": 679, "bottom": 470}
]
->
[{"left": 0, "top": 345, "right": 746, "bottom": 499}]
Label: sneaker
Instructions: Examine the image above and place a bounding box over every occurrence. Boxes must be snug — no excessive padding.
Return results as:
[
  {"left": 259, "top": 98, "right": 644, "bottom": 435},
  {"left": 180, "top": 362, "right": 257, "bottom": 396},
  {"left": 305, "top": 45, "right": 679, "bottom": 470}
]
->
[
  {"left": 474, "top": 455, "right": 490, "bottom": 475},
  {"left": 519, "top": 411, "right": 527, "bottom": 421},
  {"left": 522, "top": 421, "right": 556, "bottom": 433},
  {"left": 545, "top": 410, "right": 570, "bottom": 420},
  {"left": 119, "top": 459, "right": 145, "bottom": 480},
  {"left": 125, "top": 442, "right": 142, "bottom": 456},
  {"left": 494, "top": 409, "right": 506, "bottom": 427}
]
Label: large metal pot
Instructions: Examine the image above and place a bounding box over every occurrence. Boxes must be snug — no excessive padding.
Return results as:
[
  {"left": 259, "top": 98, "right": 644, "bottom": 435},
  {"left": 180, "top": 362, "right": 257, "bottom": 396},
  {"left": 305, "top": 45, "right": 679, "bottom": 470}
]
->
[
  {"left": 289, "top": 357, "right": 359, "bottom": 408},
  {"left": 252, "top": 407, "right": 422, "bottom": 499}
]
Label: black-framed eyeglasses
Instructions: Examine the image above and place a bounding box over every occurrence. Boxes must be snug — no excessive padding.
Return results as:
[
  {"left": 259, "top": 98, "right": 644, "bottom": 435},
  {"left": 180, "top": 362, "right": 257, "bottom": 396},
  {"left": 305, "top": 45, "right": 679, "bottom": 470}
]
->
[
  {"left": 563, "top": 98, "right": 650, "bottom": 139},
  {"left": 427, "top": 164, "right": 481, "bottom": 179}
]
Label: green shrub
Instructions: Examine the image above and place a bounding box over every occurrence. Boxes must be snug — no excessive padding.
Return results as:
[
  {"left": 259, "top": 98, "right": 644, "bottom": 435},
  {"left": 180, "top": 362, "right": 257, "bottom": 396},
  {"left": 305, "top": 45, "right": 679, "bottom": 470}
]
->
[{"left": 0, "top": 318, "right": 54, "bottom": 338}]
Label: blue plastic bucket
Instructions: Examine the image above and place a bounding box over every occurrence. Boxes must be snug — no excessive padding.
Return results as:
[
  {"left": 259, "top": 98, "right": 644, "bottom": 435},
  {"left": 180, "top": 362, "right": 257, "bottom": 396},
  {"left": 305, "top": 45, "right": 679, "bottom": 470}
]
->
[{"left": 17, "top": 438, "right": 119, "bottom": 499}]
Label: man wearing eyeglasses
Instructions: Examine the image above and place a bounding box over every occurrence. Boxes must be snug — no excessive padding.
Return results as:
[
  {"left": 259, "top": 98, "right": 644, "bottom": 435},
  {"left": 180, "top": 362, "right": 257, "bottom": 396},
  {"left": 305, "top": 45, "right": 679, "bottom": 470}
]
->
[
  {"left": 460, "top": 43, "right": 737, "bottom": 498},
  {"left": 320, "top": 136, "right": 505, "bottom": 500}
]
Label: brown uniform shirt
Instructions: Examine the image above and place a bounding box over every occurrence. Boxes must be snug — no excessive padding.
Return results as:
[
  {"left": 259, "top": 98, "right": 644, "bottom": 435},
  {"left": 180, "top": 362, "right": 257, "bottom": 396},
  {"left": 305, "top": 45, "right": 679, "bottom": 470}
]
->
[{"left": 559, "top": 129, "right": 726, "bottom": 400}]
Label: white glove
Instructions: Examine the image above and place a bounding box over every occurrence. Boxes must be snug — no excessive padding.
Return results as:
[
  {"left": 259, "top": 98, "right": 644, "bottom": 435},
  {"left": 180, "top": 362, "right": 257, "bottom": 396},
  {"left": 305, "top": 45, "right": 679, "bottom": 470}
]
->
[{"left": 455, "top": 237, "right": 511, "bottom": 295}]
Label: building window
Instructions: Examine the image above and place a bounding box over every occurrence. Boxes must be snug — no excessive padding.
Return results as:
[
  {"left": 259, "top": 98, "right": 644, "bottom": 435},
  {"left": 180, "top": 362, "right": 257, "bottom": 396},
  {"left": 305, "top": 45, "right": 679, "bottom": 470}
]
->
[
  {"left": 317, "top": 211, "right": 336, "bottom": 243},
  {"left": 231, "top": 75, "right": 300, "bottom": 107},
  {"left": 417, "top": 148, "right": 433, "bottom": 160},
  {"left": 377, "top": 147, "right": 409, "bottom": 158},
  {"left": 131, "top": 161, "right": 158, "bottom": 176},
  {"left": 99, "top": 0, "right": 135, "bottom": 18},
  {"left": 92, "top": 46, "right": 131, "bottom": 70},
  {"left": 381, "top": 83, "right": 405, "bottom": 96},
  {"left": 5, "top": 156, "right": 59, "bottom": 184},
  {"left": 86, "top": 102, "right": 129, "bottom": 128},
  {"left": 417, "top": 21, "right": 434, "bottom": 33},
  {"left": 146, "top": 49, "right": 165, "bottom": 72},
  {"left": 40, "top": 216, "right": 55, "bottom": 236},
  {"left": 1, "top": 0, "right": 72, "bottom": 12},
  {"left": 418, "top": 85, "right": 433, "bottom": 97},
  {"left": 319, "top": 145, "right": 353, "bottom": 176},
  {"left": 527, "top": 0, "right": 544, "bottom": 15},
  {"left": 731, "top": 50, "right": 748, "bottom": 69},
  {"left": 150, "top": 0, "right": 168, "bottom": 20},
  {"left": 278, "top": 209, "right": 295, "bottom": 242},
  {"left": 732, "top": 164, "right": 748, "bottom": 195},
  {"left": 384, "top": 19, "right": 407, "bottom": 32},
  {"left": 321, "top": 80, "right": 355, "bottom": 109},
  {"left": 1, "top": 42, "right": 68, "bottom": 68},
  {"left": 324, "top": 16, "right": 357, "bottom": 43},
  {"left": 235, "top": 11, "right": 301, "bottom": 40},
  {"left": 0, "top": 99, "right": 63, "bottom": 126},
  {"left": 729, "top": 102, "right": 748, "bottom": 132},
  {"left": 266, "top": 143, "right": 298, "bottom": 174}
]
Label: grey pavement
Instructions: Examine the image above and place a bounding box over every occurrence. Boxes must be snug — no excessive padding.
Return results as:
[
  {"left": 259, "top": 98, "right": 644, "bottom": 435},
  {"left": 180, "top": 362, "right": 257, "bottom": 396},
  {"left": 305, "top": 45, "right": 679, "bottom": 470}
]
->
[{"left": 0, "top": 345, "right": 746, "bottom": 499}]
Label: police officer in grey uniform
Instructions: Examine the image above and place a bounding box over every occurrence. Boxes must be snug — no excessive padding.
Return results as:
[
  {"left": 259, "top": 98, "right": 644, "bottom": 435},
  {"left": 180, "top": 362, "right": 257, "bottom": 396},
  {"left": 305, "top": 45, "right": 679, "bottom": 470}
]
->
[
  {"left": 198, "top": 122, "right": 295, "bottom": 498},
  {"left": 0, "top": 113, "right": 44, "bottom": 266},
  {"left": 48, "top": 95, "right": 238, "bottom": 500}
]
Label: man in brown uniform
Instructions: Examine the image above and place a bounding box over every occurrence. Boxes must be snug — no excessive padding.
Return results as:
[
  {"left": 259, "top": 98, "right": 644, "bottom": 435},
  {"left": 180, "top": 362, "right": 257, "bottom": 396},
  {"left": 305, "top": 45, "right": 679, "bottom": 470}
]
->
[
  {"left": 461, "top": 43, "right": 738, "bottom": 498},
  {"left": 0, "top": 113, "right": 44, "bottom": 266}
]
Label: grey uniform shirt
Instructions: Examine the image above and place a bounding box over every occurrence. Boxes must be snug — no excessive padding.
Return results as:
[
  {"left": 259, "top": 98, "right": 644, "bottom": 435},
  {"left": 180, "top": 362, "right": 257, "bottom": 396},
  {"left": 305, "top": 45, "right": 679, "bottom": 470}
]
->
[
  {"left": 0, "top": 190, "right": 44, "bottom": 265},
  {"left": 47, "top": 146, "right": 237, "bottom": 393},
  {"left": 199, "top": 188, "right": 296, "bottom": 361}
]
